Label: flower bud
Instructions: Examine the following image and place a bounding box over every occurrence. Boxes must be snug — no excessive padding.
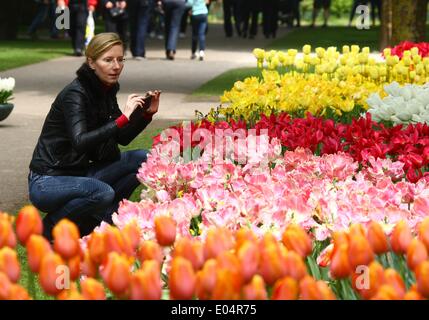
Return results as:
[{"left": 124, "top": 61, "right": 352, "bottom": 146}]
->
[{"left": 15, "top": 206, "right": 42, "bottom": 245}]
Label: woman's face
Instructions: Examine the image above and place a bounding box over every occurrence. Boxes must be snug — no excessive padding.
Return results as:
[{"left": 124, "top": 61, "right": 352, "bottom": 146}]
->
[{"left": 89, "top": 44, "right": 124, "bottom": 86}]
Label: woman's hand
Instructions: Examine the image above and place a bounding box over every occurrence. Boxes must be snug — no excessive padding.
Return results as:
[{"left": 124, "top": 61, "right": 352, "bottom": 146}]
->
[
  {"left": 124, "top": 94, "right": 146, "bottom": 119},
  {"left": 143, "top": 90, "right": 162, "bottom": 118}
]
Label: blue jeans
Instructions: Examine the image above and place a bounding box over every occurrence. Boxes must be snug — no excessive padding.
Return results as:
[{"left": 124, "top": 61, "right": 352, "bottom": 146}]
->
[
  {"left": 191, "top": 14, "right": 208, "bottom": 53},
  {"left": 129, "top": 1, "right": 153, "bottom": 57},
  {"left": 163, "top": 1, "right": 186, "bottom": 52},
  {"left": 28, "top": 150, "right": 147, "bottom": 239}
]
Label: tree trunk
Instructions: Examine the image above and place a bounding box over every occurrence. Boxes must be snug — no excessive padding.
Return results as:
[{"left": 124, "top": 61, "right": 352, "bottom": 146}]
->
[
  {"left": 380, "top": 0, "right": 393, "bottom": 50},
  {"left": 391, "top": 0, "right": 419, "bottom": 45},
  {"left": 0, "top": 0, "right": 24, "bottom": 40},
  {"left": 416, "top": 0, "right": 428, "bottom": 42}
]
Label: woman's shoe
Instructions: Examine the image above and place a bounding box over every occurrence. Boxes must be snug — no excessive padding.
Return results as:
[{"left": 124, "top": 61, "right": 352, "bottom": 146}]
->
[
  {"left": 191, "top": 52, "right": 197, "bottom": 60},
  {"left": 199, "top": 50, "right": 205, "bottom": 61}
]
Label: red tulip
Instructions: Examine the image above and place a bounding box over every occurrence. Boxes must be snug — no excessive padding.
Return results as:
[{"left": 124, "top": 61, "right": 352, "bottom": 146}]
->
[
  {"left": 242, "top": 275, "right": 267, "bottom": 300},
  {"left": 15, "top": 205, "right": 42, "bottom": 245},
  {"left": 26, "top": 234, "right": 52, "bottom": 273},
  {"left": 81, "top": 278, "right": 106, "bottom": 300},
  {"left": 169, "top": 256, "right": 196, "bottom": 300},
  {"left": 367, "top": 221, "right": 389, "bottom": 255},
  {"left": 53, "top": 219, "right": 80, "bottom": 260},
  {"left": 271, "top": 276, "right": 299, "bottom": 300},
  {"left": 0, "top": 247, "right": 20, "bottom": 283},
  {"left": 154, "top": 215, "right": 176, "bottom": 247},
  {"left": 281, "top": 224, "right": 312, "bottom": 258}
]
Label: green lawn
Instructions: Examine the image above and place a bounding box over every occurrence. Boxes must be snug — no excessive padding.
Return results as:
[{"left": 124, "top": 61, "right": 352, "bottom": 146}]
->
[{"left": 0, "top": 39, "right": 71, "bottom": 72}]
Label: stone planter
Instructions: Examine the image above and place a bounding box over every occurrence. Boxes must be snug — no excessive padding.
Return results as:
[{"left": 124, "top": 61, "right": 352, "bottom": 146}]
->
[{"left": 0, "top": 103, "right": 13, "bottom": 122}]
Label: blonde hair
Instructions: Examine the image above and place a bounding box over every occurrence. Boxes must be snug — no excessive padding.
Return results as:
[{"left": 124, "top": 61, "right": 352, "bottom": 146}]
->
[{"left": 85, "top": 33, "right": 124, "bottom": 62}]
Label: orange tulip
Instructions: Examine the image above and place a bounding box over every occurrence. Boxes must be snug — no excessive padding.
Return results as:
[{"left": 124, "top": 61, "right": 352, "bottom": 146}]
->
[
  {"left": 316, "top": 280, "right": 336, "bottom": 300},
  {"left": 81, "top": 278, "right": 106, "bottom": 300},
  {"left": 349, "top": 224, "right": 366, "bottom": 238},
  {"left": 390, "top": 220, "right": 412, "bottom": 255},
  {"left": 67, "top": 255, "right": 81, "bottom": 281},
  {"left": 211, "top": 269, "right": 241, "bottom": 300},
  {"left": 101, "top": 252, "right": 131, "bottom": 297},
  {"left": 383, "top": 268, "right": 406, "bottom": 298},
  {"left": 57, "top": 283, "right": 83, "bottom": 300},
  {"left": 235, "top": 228, "right": 257, "bottom": 251},
  {"left": 173, "top": 237, "right": 204, "bottom": 271},
  {"left": 330, "top": 243, "right": 351, "bottom": 279},
  {"left": 271, "top": 276, "right": 299, "bottom": 300},
  {"left": 87, "top": 231, "right": 106, "bottom": 265},
  {"left": 130, "top": 260, "right": 162, "bottom": 300},
  {"left": 154, "top": 215, "right": 176, "bottom": 247},
  {"left": 352, "top": 261, "right": 385, "bottom": 300},
  {"left": 348, "top": 234, "right": 374, "bottom": 271},
  {"left": 138, "top": 240, "right": 164, "bottom": 266},
  {"left": 415, "top": 261, "right": 429, "bottom": 298},
  {"left": 7, "top": 284, "right": 31, "bottom": 300},
  {"left": 104, "top": 225, "right": 133, "bottom": 257},
  {"left": 39, "top": 252, "right": 66, "bottom": 296},
  {"left": 406, "top": 238, "right": 428, "bottom": 271},
  {"left": 169, "top": 256, "right": 196, "bottom": 300},
  {"left": 258, "top": 243, "right": 286, "bottom": 286},
  {"left": 418, "top": 217, "right": 429, "bottom": 252},
  {"left": 204, "top": 227, "right": 234, "bottom": 260},
  {"left": 316, "top": 243, "right": 334, "bottom": 267},
  {"left": 299, "top": 276, "right": 322, "bottom": 300},
  {"left": 53, "top": 219, "right": 80, "bottom": 260},
  {"left": 283, "top": 251, "right": 308, "bottom": 281},
  {"left": 195, "top": 259, "right": 217, "bottom": 300},
  {"left": 242, "top": 275, "right": 267, "bottom": 300},
  {"left": 26, "top": 235, "right": 52, "bottom": 273},
  {"left": 0, "top": 271, "right": 12, "bottom": 299},
  {"left": 122, "top": 222, "right": 141, "bottom": 252},
  {"left": 15, "top": 205, "right": 42, "bottom": 245},
  {"left": 237, "top": 241, "right": 260, "bottom": 284},
  {"left": 404, "top": 290, "right": 424, "bottom": 300},
  {"left": 216, "top": 251, "right": 242, "bottom": 286},
  {"left": 0, "top": 215, "right": 17, "bottom": 249},
  {"left": 371, "top": 285, "right": 402, "bottom": 300},
  {"left": 0, "top": 247, "right": 20, "bottom": 282},
  {"left": 367, "top": 221, "right": 389, "bottom": 255},
  {"left": 281, "top": 224, "right": 312, "bottom": 258},
  {"left": 81, "top": 250, "right": 98, "bottom": 278}
]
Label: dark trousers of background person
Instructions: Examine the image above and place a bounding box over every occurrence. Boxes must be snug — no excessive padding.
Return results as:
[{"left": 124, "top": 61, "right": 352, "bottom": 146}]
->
[
  {"left": 291, "top": 0, "right": 301, "bottom": 27},
  {"left": 28, "top": 2, "right": 59, "bottom": 38},
  {"left": 103, "top": 11, "right": 129, "bottom": 51},
  {"left": 240, "top": 0, "right": 261, "bottom": 38},
  {"left": 163, "top": 1, "right": 186, "bottom": 57},
  {"left": 223, "top": 0, "right": 241, "bottom": 37},
  {"left": 129, "top": 1, "right": 153, "bottom": 58},
  {"left": 370, "top": 0, "right": 381, "bottom": 24},
  {"left": 180, "top": 5, "right": 192, "bottom": 35},
  {"left": 262, "top": 0, "right": 279, "bottom": 38},
  {"left": 29, "top": 150, "right": 148, "bottom": 240},
  {"left": 191, "top": 14, "right": 208, "bottom": 54},
  {"left": 69, "top": 3, "right": 88, "bottom": 55}
]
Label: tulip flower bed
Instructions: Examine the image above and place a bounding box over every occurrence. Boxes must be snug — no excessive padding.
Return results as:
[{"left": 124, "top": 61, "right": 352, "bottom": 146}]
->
[
  {"left": 1, "top": 205, "right": 429, "bottom": 300},
  {"left": 207, "top": 45, "right": 429, "bottom": 124}
]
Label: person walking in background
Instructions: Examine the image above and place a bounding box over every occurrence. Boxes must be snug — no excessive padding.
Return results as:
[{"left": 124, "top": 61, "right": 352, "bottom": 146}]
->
[
  {"left": 187, "top": 0, "right": 208, "bottom": 61},
  {"left": 128, "top": 0, "right": 154, "bottom": 59},
  {"left": 162, "top": 0, "right": 187, "bottom": 60},
  {"left": 241, "top": 0, "right": 261, "bottom": 39},
  {"left": 180, "top": 1, "right": 192, "bottom": 38},
  {"left": 28, "top": 0, "right": 59, "bottom": 39},
  {"left": 58, "top": 0, "right": 98, "bottom": 56},
  {"left": 222, "top": 0, "right": 241, "bottom": 38},
  {"left": 311, "top": 0, "right": 331, "bottom": 28},
  {"left": 348, "top": 0, "right": 368, "bottom": 27},
  {"left": 100, "top": 1, "right": 129, "bottom": 49},
  {"left": 370, "top": 0, "right": 381, "bottom": 26},
  {"left": 262, "top": 0, "right": 279, "bottom": 38},
  {"left": 290, "top": 0, "right": 301, "bottom": 27}
]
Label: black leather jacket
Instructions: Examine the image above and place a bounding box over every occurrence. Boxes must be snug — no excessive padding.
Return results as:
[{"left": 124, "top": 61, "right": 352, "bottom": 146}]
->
[{"left": 29, "top": 63, "right": 152, "bottom": 176}]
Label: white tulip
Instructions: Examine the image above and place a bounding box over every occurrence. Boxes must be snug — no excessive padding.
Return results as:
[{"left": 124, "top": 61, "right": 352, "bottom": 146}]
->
[{"left": 0, "top": 77, "right": 15, "bottom": 92}]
